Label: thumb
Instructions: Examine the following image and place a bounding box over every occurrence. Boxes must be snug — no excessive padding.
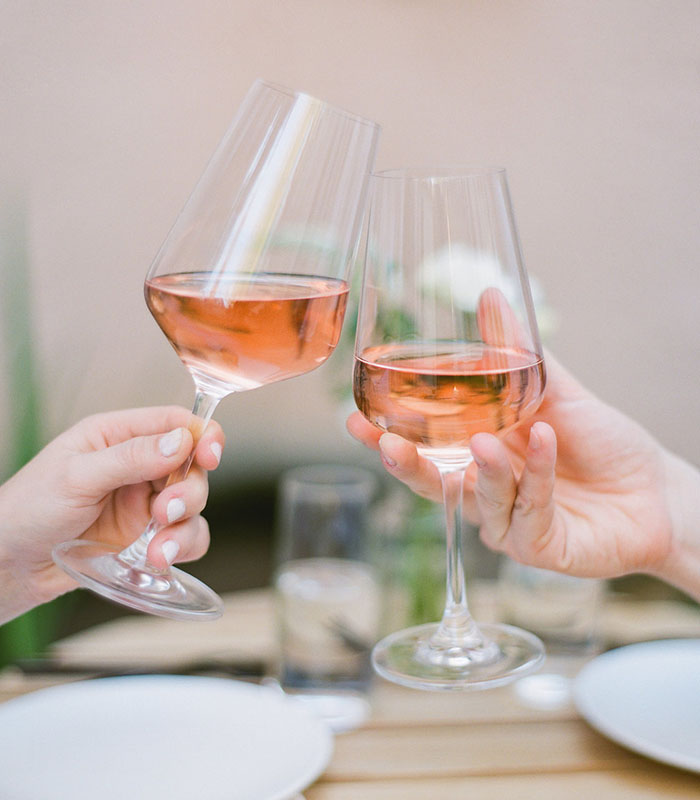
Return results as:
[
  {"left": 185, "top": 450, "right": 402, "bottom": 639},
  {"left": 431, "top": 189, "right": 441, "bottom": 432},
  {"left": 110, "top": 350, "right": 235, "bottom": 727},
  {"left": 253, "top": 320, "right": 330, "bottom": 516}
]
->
[{"left": 73, "top": 427, "right": 193, "bottom": 497}]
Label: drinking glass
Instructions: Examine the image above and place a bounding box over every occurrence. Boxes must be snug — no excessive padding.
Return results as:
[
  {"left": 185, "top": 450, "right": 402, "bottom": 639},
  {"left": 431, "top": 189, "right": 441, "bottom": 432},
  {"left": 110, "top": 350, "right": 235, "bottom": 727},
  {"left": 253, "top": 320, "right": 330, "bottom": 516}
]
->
[
  {"left": 273, "top": 464, "right": 380, "bottom": 732},
  {"left": 52, "top": 80, "right": 380, "bottom": 620},
  {"left": 275, "top": 465, "right": 380, "bottom": 690},
  {"left": 353, "top": 167, "right": 546, "bottom": 689}
]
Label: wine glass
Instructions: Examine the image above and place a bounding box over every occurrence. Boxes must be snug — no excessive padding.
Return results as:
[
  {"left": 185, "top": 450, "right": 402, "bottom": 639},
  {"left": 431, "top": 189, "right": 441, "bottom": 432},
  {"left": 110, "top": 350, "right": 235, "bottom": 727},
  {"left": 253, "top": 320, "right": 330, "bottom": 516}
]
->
[
  {"left": 52, "top": 80, "right": 380, "bottom": 620},
  {"left": 353, "top": 167, "right": 546, "bottom": 689}
]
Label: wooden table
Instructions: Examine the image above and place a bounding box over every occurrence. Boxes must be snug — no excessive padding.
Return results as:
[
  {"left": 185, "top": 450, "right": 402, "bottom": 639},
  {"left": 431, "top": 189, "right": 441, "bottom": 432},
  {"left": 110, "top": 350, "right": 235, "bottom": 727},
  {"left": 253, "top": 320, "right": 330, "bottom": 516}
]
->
[{"left": 2, "top": 587, "right": 700, "bottom": 798}]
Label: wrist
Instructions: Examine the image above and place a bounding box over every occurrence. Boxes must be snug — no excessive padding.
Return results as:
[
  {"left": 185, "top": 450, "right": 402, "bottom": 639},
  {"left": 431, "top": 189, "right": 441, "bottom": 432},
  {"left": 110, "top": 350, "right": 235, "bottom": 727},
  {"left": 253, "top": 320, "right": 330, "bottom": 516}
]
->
[
  {"left": 0, "top": 541, "right": 36, "bottom": 625},
  {"left": 0, "top": 479, "right": 65, "bottom": 624},
  {"left": 652, "top": 450, "right": 700, "bottom": 602},
  {"left": 0, "top": 545, "right": 68, "bottom": 625}
]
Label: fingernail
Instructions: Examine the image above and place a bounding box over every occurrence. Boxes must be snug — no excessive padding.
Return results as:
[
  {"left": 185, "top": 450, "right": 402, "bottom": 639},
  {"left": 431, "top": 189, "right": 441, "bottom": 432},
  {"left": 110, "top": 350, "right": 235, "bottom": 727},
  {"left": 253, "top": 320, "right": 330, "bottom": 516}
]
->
[
  {"left": 378, "top": 435, "right": 397, "bottom": 468},
  {"left": 166, "top": 497, "right": 186, "bottom": 524},
  {"left": 473, "top": 453, "right": 487, "bottom": 469},
  {"left": 210, "top": 442, "right": 222, "bottom": 466},
  {"left": 159, "top": 428, "right": 183, "bottom": 457},
  {"left": 529, "top": 426, "right": 541, "bottom": 450},
  {"left": 161, "top": 540, "right": 180, "bottom": 565}
]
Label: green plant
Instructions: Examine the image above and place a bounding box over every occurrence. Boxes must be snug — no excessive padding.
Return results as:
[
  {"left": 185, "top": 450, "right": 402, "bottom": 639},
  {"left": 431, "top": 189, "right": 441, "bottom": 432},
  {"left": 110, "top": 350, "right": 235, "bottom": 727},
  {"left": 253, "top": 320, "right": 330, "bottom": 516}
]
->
[{"left": 0, "top": 198, "right": 69, "bottom": 666}]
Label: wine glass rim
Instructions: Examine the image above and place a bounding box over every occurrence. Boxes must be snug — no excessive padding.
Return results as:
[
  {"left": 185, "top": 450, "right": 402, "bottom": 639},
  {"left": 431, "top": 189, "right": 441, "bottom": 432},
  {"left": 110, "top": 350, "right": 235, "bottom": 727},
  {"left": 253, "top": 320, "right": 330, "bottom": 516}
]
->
[
  {"left": 252, "top": 78, "right": 381, "bottom": 130},
  {"left": 372, "top": 166, "right": 507, "bottom": 181}
]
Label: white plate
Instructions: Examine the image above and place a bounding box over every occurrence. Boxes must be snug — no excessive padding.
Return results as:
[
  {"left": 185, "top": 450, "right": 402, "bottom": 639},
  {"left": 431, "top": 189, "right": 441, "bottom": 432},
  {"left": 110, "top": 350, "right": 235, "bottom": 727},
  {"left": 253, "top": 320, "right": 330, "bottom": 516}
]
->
[
  {"left": 0, "top": 675, "right": 333, "bottom": 800},
  {"left": 573, "top": 639, "right": 700, "bottom": 772}
]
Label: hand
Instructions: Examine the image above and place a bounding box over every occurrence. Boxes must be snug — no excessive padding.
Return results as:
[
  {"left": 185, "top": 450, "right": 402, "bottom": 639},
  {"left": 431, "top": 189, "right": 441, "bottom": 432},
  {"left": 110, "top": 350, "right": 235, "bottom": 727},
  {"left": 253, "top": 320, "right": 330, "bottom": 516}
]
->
[
  {"left": 0, "top": 406, "right": 225, "bottom": 622},
  {"left": 347, "top": 352, "right": 684, "bottom": 586}
]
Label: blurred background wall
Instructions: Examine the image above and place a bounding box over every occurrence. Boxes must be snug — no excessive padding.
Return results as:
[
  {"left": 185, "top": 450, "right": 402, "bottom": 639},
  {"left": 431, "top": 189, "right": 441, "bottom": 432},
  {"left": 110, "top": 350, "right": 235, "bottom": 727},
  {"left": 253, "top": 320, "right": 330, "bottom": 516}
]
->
[{"left": 2, "top": 0, "right": 699, "bottom": 494}]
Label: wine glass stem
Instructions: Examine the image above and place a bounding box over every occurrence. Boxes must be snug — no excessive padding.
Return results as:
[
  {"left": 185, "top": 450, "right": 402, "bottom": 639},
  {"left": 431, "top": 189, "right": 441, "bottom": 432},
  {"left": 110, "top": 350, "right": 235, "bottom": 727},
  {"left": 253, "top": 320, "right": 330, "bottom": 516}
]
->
[
  {"left": 118, "top": 388, "right": 222, "bottom": 570},
  {"left": 432, "top": 463, "right": 482, "bottom": 648}
]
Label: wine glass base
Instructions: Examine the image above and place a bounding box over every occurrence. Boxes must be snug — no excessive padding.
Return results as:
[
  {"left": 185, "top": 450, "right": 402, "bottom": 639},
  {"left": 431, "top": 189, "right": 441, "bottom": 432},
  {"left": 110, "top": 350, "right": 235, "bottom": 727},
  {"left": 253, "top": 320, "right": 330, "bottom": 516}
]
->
[
  {"left": 371, "top": 622, "right": 544, "bottom": 691},
  {"left": 52, "top": 540, "right": 224, "bottom": 621}
]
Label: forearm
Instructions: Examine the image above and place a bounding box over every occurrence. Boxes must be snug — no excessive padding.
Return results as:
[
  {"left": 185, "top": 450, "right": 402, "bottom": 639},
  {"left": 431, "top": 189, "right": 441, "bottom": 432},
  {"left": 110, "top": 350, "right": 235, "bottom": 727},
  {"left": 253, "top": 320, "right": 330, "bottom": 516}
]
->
[{"left": 653, "top": 450, "right": 700, "bottom": 603}]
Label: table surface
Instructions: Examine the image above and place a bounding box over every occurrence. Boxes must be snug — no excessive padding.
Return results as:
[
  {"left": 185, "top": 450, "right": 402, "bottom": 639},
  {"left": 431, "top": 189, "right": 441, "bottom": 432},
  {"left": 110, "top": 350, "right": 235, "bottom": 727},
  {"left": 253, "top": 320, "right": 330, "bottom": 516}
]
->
[{"left": 2, "top": 585, "right": 700, "bottom": 798}]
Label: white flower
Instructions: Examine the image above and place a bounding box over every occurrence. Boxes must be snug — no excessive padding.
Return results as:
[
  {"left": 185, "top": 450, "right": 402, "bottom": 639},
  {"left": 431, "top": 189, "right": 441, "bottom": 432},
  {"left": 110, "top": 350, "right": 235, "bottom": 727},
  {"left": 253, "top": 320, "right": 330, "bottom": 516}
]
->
[
  {"left": 420, "top": 243, "right": 556, "bottom": 339},
  {"left": 421, "top": 243, "right": 516, "bottom": 309}
]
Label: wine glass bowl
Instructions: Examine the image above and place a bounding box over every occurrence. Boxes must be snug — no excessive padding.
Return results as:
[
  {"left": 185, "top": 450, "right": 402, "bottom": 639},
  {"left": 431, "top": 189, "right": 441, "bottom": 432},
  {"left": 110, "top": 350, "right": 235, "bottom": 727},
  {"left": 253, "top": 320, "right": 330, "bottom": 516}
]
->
[
  {"left": 144, "top": 271, "right": 349, "bottom": 395},
  {"left": 52, "top": 81, "right": 380, "bottom": 620},
  {"left": 353, "top": 337, "right": 546, "bottom": 454},
  {"left": 353, "top": 167, "right": 546, "bottom": 689}
]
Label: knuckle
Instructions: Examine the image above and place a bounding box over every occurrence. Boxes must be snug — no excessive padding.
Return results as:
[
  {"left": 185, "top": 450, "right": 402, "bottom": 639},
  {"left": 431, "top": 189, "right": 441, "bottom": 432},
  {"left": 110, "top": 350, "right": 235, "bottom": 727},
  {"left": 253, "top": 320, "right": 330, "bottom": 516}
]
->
[
  {"left": 117, "top": 438, "right": 138, "bottom": 467},
  {"left": 478, "top": 523, "right": 508, "bottom": 551},
  {"left": 513, "top": 490, "right": 547, "bottom": 519},
  {"left": 57, "top": 455, "right": 82, "bottom": 498},
  {"left": 75, "top": 410, "right": 104, "bottom": 431},
  {"left": 178, "top": 516, "right": 211, "bottom": 561},
  {"left": 187, "top": 468, "right": 210, "bottom": 508},
  {"left": 513, "top": 493, "right": 537, "bottom": 516},
  {"left": 409, "top": 482, "right": 440, "bottom": 502},
  {"left": 117, "top": 437, "right": 149, "bottom": 481},
  {"left": 476, "top": 488, "right": 510, "bottom": 514}
]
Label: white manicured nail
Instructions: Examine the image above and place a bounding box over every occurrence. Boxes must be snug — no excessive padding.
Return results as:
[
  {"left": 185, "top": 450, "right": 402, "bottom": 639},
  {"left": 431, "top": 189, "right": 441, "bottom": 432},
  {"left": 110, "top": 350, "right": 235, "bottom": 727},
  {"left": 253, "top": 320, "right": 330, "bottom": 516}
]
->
[
  {"left": 166, "top": 497, "right": 186, "bottom": 524},
  {"left": 161, "top": 540, "right": 180, "bottom": 565},
  {"left": 210, "top": 442, "right": 222, "bottom": 465},
  {"left": 159, "top": 428, "right": 183, "bottom": 457}
]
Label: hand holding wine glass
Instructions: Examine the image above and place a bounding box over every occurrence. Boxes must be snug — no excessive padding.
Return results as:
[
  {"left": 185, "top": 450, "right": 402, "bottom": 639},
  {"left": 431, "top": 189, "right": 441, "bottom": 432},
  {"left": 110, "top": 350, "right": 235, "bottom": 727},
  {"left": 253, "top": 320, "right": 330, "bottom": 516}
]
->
[
  {"left": 353, "top": 167, "right": 546, "bottom": 689},
  {"left": 349, "top": 346, "right": 695, "bottom": 595},
  {"left": 52, "top": 81, "right": 380, "bottom": 620},
  {"left": 0, "top": 407, "right": 224, "bottom": 626}
]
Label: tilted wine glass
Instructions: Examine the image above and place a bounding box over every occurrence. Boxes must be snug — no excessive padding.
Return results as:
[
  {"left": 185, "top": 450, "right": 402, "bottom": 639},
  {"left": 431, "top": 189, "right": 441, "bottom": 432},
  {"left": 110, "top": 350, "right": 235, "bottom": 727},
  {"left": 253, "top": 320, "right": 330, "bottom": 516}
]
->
[
  {"left": 353, "top": 167, "right": 546, "bottom": 689},
  {"left": 52, "top": 80, "right": 380, "bottom": 620}
]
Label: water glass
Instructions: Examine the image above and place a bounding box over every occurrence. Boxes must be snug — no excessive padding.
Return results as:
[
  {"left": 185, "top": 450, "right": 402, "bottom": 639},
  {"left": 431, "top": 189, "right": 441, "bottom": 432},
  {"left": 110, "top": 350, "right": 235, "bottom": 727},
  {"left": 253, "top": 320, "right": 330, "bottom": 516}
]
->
[{"left": 274, "top": 465, "right": 380, "bottom": 703}]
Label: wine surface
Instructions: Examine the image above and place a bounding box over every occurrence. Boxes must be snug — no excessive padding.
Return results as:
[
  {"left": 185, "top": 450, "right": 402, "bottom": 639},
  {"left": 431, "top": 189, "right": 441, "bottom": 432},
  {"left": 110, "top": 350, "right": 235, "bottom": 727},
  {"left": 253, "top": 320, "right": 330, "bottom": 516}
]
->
[
  {"left": 146, "top": 272, "right": 348, "bottom": 392},
  {"left": 353, "top": 343, "right": 545, "bottom": 450}
]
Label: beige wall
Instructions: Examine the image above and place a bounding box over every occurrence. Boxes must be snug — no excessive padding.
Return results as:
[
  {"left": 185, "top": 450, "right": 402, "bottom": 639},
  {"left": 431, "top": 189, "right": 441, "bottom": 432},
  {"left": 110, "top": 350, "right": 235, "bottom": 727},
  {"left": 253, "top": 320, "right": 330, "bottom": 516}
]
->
[{"left": 1, "top": 0, "right": 699, "bottom": 486}]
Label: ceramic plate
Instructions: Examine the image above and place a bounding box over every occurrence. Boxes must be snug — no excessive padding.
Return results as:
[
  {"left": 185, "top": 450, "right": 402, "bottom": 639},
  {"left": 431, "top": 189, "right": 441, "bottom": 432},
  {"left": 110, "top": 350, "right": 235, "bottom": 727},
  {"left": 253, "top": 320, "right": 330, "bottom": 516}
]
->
[
  {"left": 0, "top": 675, "right": 333, "bottom": 799},
  {"left": 573, "top": 639, "right": 700, "bottom": 772}
]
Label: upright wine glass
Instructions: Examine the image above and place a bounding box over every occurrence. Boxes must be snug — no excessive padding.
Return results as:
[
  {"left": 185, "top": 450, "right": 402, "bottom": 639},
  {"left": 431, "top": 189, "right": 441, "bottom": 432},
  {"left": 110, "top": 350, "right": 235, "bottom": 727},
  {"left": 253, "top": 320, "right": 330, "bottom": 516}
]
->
[
  {"left": 53, "top": 80, "right": 380, "bottom": 620},
  {"left": 353, "top": 167, "right": 546, "bottom": 689}
]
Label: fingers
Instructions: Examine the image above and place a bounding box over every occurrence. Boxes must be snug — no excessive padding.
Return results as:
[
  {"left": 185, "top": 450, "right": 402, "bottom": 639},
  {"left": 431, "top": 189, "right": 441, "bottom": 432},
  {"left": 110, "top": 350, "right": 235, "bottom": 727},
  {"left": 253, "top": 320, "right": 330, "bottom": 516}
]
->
[
  {"left": 471, "top": 433, "right": 518, "bottom": 548},
  {"left": 146, "top": 443, "right": 219, "bottom": 570},
  {"left": 74, "top": 427, "right": 196, "bottom": 496},
  {"left": 194, "top": 424, "right": 225, "bottom": 471},
  {"left": 146, "top": 515, "right": 212, "bottom": 570},
  {"left": 507, "top": 422, "right": 558, "bottom": 557},
  {"left": 473, "top": 422, "right": 557, "bottom": 555},
  {"left": 476, "top": 287, "right": 529, "bottom": 349},
  {"left": 376, "top": 433, "right": 443, "bottom": 502},
  {"left": 70, "top": 417, "right": 225, "bottom": 499},
  {"left": 346, "top": 412, "right": 444, "bottom": 501},
  {"left": 346, "top": 411, "right": 382, "bottom": 451},
  {"left": 150, "top": 460, "right": 210, "bottom": 524},
  {"left": 78, "top": 406, "right": 202, "bottom": 448}
]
